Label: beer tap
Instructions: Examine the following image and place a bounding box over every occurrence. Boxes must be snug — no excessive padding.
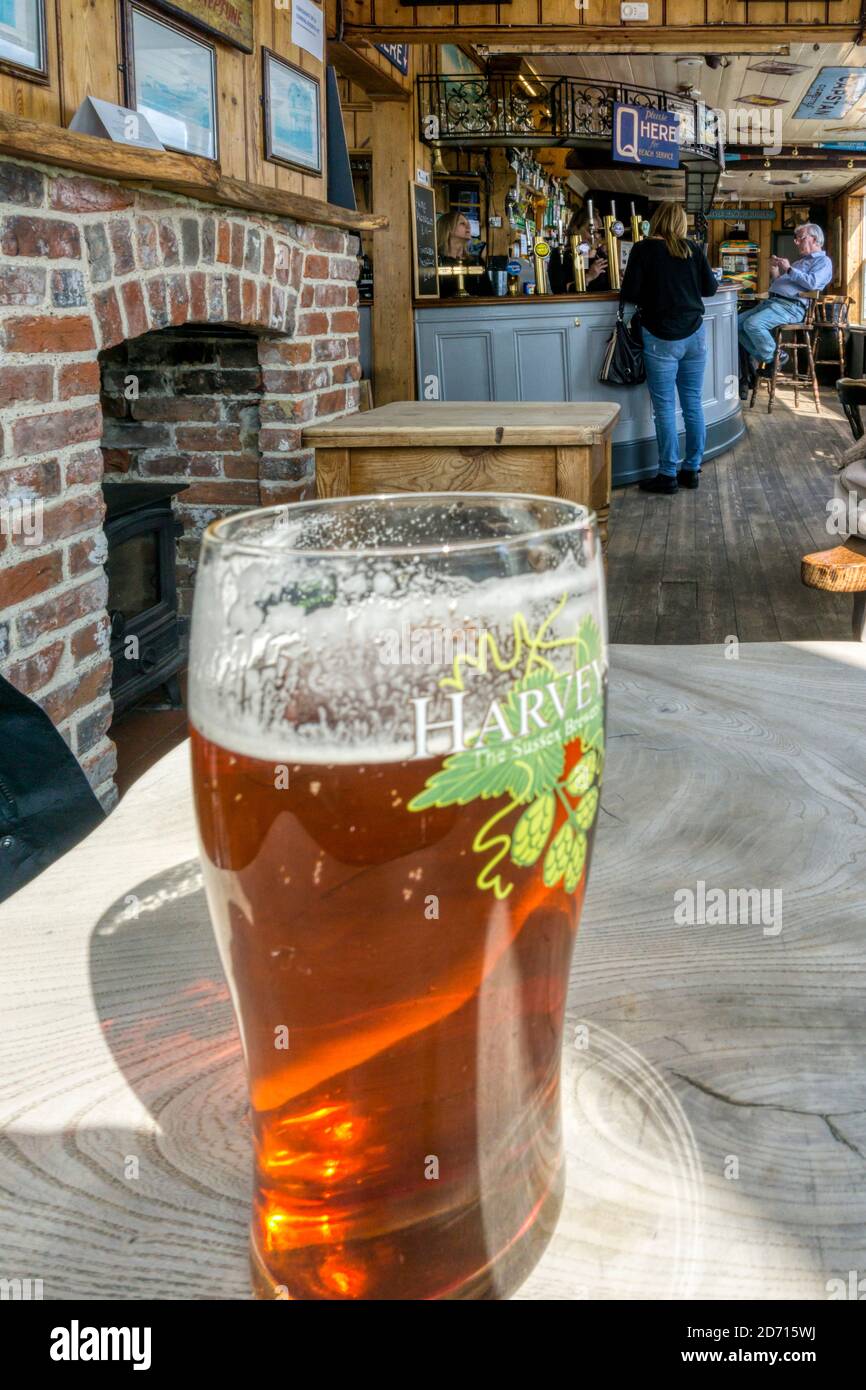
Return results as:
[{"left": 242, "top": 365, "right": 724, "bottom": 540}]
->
[
  {"left": 630, "top": 201, "right": 643, "bottom": 245},
  {"left": 604, "top": 199, "right": 623, "bottom": 292}
]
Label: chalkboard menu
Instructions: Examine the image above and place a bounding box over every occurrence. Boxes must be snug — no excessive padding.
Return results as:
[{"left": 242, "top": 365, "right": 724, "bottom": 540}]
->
[{"left": 411, "top": 181, "right": 439, "bottom": 299}]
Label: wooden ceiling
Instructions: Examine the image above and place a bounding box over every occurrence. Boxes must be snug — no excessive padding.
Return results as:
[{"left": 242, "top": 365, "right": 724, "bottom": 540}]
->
[{"left": 503, "top": 40, "right": 866, "bottom": 198}]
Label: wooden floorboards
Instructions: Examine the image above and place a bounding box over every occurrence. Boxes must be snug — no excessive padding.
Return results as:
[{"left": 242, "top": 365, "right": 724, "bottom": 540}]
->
[{"left": 607, "top": 387, "right": 854, "bottom": 643}]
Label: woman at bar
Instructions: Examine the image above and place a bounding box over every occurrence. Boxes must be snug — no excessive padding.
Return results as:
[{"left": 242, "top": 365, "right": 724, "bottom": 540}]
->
[
  {"left": 550, "top": 213, "right": 609, "bottom": 294},
  {"left": 436, "top": 211, "right": 491, "bottom": 298},
  {"left": 620, "top": 201, "right": 718, "bottom": 495}
]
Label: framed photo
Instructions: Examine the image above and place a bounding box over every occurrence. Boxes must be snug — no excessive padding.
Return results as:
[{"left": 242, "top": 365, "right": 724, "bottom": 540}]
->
[
  {"left": 782, "top": 203, "right": 811, "bottom": 230},
  {"left": 263, "top": 50, "right": 322, "bottom": 177},
  {"left": 0, "top": 0, "right": 48, "bottom": 82},
  {"left": 123, "top": 2, "right": 218, "bottom": 161}
]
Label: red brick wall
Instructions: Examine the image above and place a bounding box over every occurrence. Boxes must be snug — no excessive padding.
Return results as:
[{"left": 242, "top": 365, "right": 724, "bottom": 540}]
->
[{"left": 0, "top": 159, "right": 361, "bottom": 806}]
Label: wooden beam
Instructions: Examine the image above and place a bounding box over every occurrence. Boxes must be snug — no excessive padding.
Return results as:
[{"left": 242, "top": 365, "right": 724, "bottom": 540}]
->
[
  {"left": 0, "top": 110, "right": 219, "bottom": 196},
  {"left": 344, "top": 24, "right": 861, "bottom": 47},
  {"left": 0, "top": 111, "right": 388, "bottom": 234},
  {"left": 370, "top": 95, "right": 415, "bottom": 404}
]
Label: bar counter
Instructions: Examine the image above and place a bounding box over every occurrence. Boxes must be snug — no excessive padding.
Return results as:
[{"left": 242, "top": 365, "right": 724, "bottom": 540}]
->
[{"left": 414, "top": 288, "right": 743, "bottom": 486}]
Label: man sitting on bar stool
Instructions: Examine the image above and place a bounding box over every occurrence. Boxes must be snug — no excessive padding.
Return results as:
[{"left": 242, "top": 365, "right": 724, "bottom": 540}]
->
[{"left": 737, "top": 223, "right": 832, "bottom": 395}]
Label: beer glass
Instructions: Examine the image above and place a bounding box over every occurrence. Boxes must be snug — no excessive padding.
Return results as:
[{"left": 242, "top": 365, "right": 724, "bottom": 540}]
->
[{"left": 189, "top": 493, "right": 607, "bottom": 1300}]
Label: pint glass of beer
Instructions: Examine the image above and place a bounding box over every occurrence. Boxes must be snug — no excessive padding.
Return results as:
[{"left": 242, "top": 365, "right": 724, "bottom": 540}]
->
[{"left": 189, "top": 493, "right": 607, "bottom": 1300}]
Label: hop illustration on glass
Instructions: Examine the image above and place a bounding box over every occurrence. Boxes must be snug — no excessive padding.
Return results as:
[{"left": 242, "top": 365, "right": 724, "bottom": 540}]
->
[{"left": 190, "top": 493, "right": 607, "bottom": 1300}]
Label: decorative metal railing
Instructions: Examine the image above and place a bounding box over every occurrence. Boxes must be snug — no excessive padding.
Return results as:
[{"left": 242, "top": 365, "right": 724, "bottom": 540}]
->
[{"left": 417, "top": 75, "right": 721, "bottom": 163}]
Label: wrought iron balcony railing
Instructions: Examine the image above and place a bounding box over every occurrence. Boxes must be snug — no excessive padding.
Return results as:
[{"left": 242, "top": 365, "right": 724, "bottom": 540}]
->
[{"left": 417, "top": 75, "right": 722, "bottom": 164}]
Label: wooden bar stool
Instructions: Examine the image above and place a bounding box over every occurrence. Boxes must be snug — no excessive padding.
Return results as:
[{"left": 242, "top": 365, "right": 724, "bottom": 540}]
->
[
  {"left": 812, "top": 295, "right": 852, "bottom": 380},
  {"left": 749, "top": 291, "right": 821, "bottom": 414},
  {"left": 802, "top": 539, "right": 866, "bottom": 640}
]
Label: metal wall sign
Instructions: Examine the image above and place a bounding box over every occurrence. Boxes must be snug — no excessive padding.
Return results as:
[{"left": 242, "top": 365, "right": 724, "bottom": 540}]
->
[
  {"left": 612, "top": 102, "right": 680, "bottom": 169},
  {"left": 794, "top": 67, "right": 866, "bottom": 120},
  {"left": 375, "top": 43, "right": 409, "bottom": 74},
  {"left": 705, "top": 208, "right": 776, "bottom": 220}
]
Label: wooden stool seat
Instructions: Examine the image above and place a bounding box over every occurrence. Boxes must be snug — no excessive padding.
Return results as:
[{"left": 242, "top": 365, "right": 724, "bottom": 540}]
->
[{"left": 801, "top": 538, "right": 866, "bottom": 640}]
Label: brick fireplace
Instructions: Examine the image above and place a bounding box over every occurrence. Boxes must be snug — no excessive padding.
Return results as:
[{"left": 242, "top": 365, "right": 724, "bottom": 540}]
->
[{"left": 0, "top": 158, "right": 362, "bottom": 807}]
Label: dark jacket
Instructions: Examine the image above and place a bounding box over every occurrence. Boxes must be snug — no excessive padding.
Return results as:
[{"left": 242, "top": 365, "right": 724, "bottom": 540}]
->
[
  {"left": 0, "top": 676, "right": 104, "bottom": 903},
  {"left": 621, "top": 237, "right": 717, "bottom": 340}
]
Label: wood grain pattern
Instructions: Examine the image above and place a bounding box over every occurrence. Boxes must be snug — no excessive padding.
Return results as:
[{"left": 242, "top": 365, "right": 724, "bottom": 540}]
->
[
  {"left": 303, "top": 401, "right": 622, "bottom": 448},
  {"left": 0, "top": 113, "right": 388, "bottom": 232},
  {"left": 314, "top": 447, "right": 350, "bottom": 497},
  {"left": 370, "top": 95, "right": 415, "bottom": 406},
  {"left": 346, "top": 444, "right": 557, "bottom": 496},
  {"left": 3, "top": 640, "right": 866, "bottom": 1299},
  {"left": 802, "top": 538, "right": 866, "bottom": 593},
  {"left": 609, "top": 388, "right": 854, "bottom": 644}
]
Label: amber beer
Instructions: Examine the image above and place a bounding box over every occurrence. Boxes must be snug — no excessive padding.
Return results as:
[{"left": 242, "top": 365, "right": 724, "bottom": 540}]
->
[{"left": 189, "top": 493, "right": 606, "bottom": 1300}]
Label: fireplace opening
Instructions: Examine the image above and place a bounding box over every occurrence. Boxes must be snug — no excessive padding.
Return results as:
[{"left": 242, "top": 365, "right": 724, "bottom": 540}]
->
[{"left": 98, "top": 324, "right": 265, "bottom": 774}]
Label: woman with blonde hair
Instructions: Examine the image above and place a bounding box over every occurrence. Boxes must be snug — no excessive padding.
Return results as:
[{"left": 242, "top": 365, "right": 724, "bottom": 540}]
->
[
  {"left": 436, "top": 210, "right": 490, "bottom": 298},
  {"left": 620, "top": 201, "right": 719, "bottom": 494}
]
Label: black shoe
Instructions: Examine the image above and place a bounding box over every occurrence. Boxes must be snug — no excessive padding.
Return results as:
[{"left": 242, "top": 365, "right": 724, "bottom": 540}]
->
[
  {"left": 677, "top": 469, "right": 700, "bottom": 489},
  {"left": 739, "top": 382, "right": 749, "bottom": 400},
  {"left": 639, "top": 474, "right": 678, "bottom": 495}
]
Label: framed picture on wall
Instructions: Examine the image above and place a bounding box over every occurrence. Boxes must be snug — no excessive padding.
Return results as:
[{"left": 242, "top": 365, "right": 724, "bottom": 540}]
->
[
  {"left": 0, "top": 0, "right": 48, "bottom": 82},
  {"left": 123, "top": 2, "right": 218, "bottom": 161},
  {"left": 263, "top": 50, "right": 322, "bottom": 177},
  {"left": 782, "top": 203, "right": 811, "bottom": 230}
]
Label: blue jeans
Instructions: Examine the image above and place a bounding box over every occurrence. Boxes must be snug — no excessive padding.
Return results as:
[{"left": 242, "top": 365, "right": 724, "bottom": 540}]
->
[
  {"left": 642, "top": 323, "right": 707, "bottom": 477},
  {"left": 738, "top": 296, "right": 806, "bottom": 363}
]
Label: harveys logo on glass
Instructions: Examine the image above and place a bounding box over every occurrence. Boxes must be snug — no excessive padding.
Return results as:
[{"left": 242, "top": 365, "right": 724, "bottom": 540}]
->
[{"left": 408, "top": 598, "right": 605, "bottom": 900}]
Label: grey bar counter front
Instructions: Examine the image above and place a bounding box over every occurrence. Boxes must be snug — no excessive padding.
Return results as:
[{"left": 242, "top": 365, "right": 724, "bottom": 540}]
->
[{"left": 414, "top": 289, "right": 744, "bottom": 486}]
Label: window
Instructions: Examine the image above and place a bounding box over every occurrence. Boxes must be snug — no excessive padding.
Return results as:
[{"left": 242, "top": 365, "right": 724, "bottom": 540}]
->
[{"left": 124, "top": 3, "right": 218, "bottom": 161}]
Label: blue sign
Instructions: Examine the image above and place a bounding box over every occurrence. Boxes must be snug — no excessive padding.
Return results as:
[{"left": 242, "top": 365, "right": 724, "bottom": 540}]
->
[
  {"left": 794, "top": 67, "right": 866, "bottom": 120},
  {"left": 817, "top": 141, "right": 866, "bottom": 151},
  {"left": 612, "top": 102, "right": 680, "bottom": 169},
  {"left": 375, "top": 43, "right": 409, "bottom": 75},
  {"left": 506, "top": 259, "right": 522, "bottom": 274}
]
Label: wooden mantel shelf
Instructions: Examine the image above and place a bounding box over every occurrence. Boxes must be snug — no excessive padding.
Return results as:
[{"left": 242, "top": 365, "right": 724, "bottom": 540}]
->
[{"left": 0, "top": 112, "right": 388, "bottom": 235}]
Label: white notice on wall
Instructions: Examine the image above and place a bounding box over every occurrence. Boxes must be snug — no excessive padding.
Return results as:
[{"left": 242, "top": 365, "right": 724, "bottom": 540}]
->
[{"left": 292, "top": 0, "right": 324, "bottom": 63}]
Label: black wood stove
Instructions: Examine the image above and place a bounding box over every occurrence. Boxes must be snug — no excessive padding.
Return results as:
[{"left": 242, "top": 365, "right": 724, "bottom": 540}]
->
[{"left": 101, "top": 482, "right": 187, "bottom": 715}]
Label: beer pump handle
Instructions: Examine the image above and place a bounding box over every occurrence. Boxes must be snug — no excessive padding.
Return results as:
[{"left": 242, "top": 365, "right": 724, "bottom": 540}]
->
[{"left": 570, "top": 234, "right": 586, "bottom": 294}]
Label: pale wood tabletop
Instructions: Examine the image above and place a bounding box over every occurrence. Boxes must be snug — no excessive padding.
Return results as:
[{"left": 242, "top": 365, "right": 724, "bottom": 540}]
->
[
  {"left": 302, "top": 400, "right": 621, "bottom": 449},
  {"left": 2, "top": 641, "right": 865, "bottom": 1300}
]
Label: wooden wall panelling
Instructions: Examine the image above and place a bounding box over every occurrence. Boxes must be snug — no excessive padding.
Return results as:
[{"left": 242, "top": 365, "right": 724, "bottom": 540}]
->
[
  {"left": 217, "top": 44, "right": 248, "bottom": 183},
  {"left": 57, "top": 0, "right": 120, "bottom": 122},
  {"left": 370, "top": 91, "right": 414, "bottom": 403}
]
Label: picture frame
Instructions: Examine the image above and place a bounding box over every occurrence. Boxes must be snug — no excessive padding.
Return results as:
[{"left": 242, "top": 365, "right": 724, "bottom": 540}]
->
[
  {"left": 122, "top": 1, "right": 218, "bottom": 162},
  {"left": 782, "top": 203, "right": 811, "bottom": 230},
  {"left": 262, "top": 49, "right": 322, "bottom": 178},
  {"left": 0, "top": 0, "right": 48, "bottom": 83}
]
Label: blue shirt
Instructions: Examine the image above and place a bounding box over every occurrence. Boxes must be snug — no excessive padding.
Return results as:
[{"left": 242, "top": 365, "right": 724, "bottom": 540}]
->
[{"left": 771, "top": 250, "right": 833, "bottom": 301}]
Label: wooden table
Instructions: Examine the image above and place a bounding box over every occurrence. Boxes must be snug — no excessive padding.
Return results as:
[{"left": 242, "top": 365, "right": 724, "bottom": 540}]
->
[
  {"left": 2, "top": 641, "right": 866, "bottom": 1300},
  {"left": 303, "top": 401, "right": 620, "bottom": 549}
]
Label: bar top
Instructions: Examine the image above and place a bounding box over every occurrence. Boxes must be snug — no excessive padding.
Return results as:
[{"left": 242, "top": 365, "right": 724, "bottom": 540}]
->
[
  {"left": 414, "top": 286, "right": 738, "bottom": 308},
  {"left": 303, "top": 400, "right": 621, "bottom": 448}
]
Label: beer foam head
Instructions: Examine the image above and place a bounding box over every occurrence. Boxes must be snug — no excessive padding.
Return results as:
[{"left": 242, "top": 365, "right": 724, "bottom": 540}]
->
[{"left": 189, "top": 494, "right": 607, "bottom": 763}]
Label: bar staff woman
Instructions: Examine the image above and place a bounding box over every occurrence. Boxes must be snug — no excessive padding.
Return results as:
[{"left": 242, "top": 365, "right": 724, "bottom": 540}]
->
[{"left": 436, "top": 211, "right": 491, "bottom": 298}]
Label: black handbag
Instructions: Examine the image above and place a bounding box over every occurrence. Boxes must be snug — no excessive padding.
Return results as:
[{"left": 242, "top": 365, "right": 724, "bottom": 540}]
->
[{"left": 599, "top": 301, "right": 645, "bottom": 386}]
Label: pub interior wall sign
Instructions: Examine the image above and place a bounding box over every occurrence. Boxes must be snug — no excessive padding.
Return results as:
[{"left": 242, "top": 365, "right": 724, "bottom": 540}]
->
[
  {"left": 375, "top": 43, "right": 409, "bottom": 74},
  {"left": 151, "top": 0, "right": 253, "bottom": 52},
  {"left": 794, "top": 68, "right": 866, "bottom": 121},
  {"left": 612, "top": 102, "right": 680, "bottom": 170}
]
